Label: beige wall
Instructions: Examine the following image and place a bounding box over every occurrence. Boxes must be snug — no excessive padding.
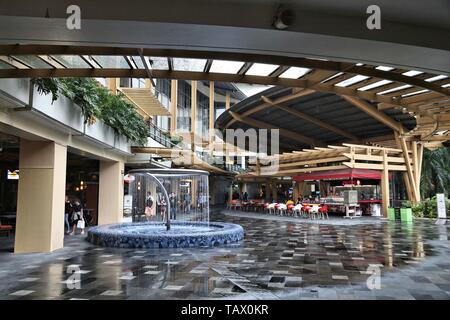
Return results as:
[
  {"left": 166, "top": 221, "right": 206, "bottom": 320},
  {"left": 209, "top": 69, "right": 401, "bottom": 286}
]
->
[
  {"left": 98, "top": 160, "right": 124, "bottom": 225},
  {"left": 15, "top": 139, "right": 67, "bottom": 253}
]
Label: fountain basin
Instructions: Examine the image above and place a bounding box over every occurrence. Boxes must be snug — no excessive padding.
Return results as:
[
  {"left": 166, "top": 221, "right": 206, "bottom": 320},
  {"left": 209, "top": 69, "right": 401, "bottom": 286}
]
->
[{"left": 87, "top": 221, "right": 244, "bottom": 248}]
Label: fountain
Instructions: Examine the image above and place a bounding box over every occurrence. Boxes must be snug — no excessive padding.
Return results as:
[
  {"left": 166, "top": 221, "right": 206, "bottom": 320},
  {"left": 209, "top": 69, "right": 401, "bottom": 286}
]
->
[{"left": 87, "top": 169, "right": 244, "bottom": 248}]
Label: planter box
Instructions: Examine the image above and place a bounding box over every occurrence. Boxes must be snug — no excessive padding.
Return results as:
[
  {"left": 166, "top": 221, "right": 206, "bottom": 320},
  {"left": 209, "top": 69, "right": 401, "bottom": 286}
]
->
[
  {"left": 387, "top": 208, "right": 396, "bottom": 221},
  {"left": 400, "top": 208, "right": 413, "bottom": 222}
]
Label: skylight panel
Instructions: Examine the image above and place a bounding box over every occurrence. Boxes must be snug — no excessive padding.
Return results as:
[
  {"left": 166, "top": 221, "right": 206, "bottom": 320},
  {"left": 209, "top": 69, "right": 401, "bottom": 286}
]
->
[
  {"left": 245, "top": 63, "right": 279, "bottom": 76},
  {"left": 209, "top": 60, "right": 245, "bottom": 74},
  {"left": 402, "top": 70, "right": 423, "bottom": 77},
  {"left": 92, "top": 56, "right": 130, "bottom": 68},
  {"left": 335, "top": 75, "right": 369, "bottom": 87},
  {"left": 173, "top": 58, "right": 207, "bottom": 72},
  {"left": 12, "top": 55, "right": 53, "bottom": 69},
  {"left": 425, "top": 75, "right": 448, "bottom": 82},
  {"left": 377, "top": 84, "right": 412, "bottom": 95},
  {"left": 148, "top": 57, "right": 169, "bottom": 70},
  {"left": 358, "top": 80, "right": 393, "bottom": 91},
  {"left": 401, "top": 89, "right": 429, "bottom": 97},
  {"left": 52, "top": 55, "right": 90, "bottom": 68},
  {"left": 279, "top": 67, "right": 310, "bottom": 79},
  {"left": 375, "top": 66, "right": 394, "bottom": 71}
]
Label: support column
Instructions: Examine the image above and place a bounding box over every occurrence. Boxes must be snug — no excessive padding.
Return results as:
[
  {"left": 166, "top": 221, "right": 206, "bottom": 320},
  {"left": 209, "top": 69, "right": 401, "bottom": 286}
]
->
[
  {"left": 381, "top": 150, "right": 390, "bottom": 217},
  {"left": 98, "top": 160, "right": 124, "bottom": 225},
  {"left": 225, "top": 91, "right": 231, "bottom": 110},
  {"left": 170, "top": 80, "right": 178, "bottom": 134},
  {"left": 191, "top": 80, "right": 197, "bottom": 152},
  {"left": 209, "top": 81, "right": 215, "bottom": 149},
  {"left": 15, "top": 140, "right": 67, "bottom": 253}
]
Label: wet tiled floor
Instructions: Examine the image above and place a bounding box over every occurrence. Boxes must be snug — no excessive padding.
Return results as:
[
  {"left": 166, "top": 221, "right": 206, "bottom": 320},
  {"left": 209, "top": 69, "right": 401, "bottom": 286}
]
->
[{"left": 0, "top": 210, "right": 449, "bottom": 300}]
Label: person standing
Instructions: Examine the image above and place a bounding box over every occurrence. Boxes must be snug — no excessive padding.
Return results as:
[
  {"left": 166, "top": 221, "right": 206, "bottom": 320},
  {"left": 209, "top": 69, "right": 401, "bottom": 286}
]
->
[
  {"left": 64, "top": 196, "right": 72, "bottom": 234},
  {"left": 169, "top": 192, "right": 177, "bottom": 220},
  {"left": 70, "top": 199, "right": 85, "bottom": 235},
  {"left": 144, "top": 191, "right": 154, "bottom": 221}
]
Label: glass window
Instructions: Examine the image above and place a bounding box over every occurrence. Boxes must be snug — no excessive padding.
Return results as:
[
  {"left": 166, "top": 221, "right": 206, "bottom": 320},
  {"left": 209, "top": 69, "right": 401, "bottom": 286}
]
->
[
  {"left": 12, "top": 55, "right": 53, "bottom": 69},
  {"left": 246, "top": 63, "right": 279, "bottom": 76},
  {"left": 209, "top": 60, "right": 245, "bottom": 74},
  {"left": 173, "top": 58, "right": 207, "bottom": 72},
  {"left": 177, "top": 81, "right": 192, "bottom": 132},
  {"left": 51, "top": 55, "right": 90, "bottom": 68},
  {"left": 279, "top": 67, "right": 310, "bottom": 79},
  {"left": 92, "top": 56, "right": 130, "bottom": 68}
]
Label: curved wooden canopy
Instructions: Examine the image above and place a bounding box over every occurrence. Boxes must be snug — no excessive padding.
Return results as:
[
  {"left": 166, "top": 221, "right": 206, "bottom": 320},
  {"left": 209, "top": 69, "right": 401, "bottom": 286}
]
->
[{"left": 0, "top": 44, "right": 448, "bottom": 142}]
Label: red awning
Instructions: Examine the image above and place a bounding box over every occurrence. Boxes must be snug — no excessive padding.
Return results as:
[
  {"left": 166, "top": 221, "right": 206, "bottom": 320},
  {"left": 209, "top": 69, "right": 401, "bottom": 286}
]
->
[{"left": 293, "top": 168, "right": 386, "bottom": 181}]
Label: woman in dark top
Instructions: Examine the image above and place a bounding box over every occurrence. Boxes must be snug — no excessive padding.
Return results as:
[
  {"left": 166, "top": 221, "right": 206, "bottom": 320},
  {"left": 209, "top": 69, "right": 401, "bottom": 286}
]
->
[
  {"left": 70, "top": 200, "right": 84, "bottom": 235},
  {"left": 64, "top": 196, "right": 72, "bottom": 234}
]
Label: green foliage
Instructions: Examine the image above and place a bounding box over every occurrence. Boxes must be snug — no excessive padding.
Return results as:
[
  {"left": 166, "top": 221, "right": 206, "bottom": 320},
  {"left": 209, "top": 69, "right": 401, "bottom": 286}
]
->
[
  {"left": 420, "top": 147, "right": 450, "bottom": 199},
  {"left": 32, "top": 78, "right": 150, "bottom": 146},
  {"left": 170, "top": 134, "right": 183, "bottom": 145},
  {"left": 402, "top": 197, "right": 450, "bottom": 219}
]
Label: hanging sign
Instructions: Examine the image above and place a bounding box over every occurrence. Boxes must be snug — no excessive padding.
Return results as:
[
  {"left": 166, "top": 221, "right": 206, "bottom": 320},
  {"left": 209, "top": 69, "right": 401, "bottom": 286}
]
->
[{"left": 436, "top": 193, "right": 447, "bottom": 219}]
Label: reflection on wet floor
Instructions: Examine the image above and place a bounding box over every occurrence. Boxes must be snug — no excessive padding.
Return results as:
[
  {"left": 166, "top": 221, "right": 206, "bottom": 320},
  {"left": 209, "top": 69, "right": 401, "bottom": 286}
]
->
[{"left": 0, "top": 211, "right": 449, "bottom": 300}]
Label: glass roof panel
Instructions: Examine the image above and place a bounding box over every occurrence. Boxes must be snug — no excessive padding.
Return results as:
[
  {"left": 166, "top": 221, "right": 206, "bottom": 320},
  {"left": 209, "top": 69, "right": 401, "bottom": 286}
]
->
[
  {"left": 358, "top": 80, "right": 393, "bottom": 91},
  {"left": 377, "top": 84, "right": 412, "bottom": 95},
  {"left": 52, "top": 55, "right": 90, "bottom": 68},
  {"left": 0, "top": 60, "right": 14, "bottom": 69},
  {"left": 12, "top": 55, "right": 52, "bottom": 69},
  {"left": 401, "top": 89, "right": 429, "bottom": 97},
  {"left": 335, "top": 75, "right": 369, "bottom": 87},
  {"left": 149, "top": 57, "right": 169, "bottom": 70},
  {"left": 173, "top": 58, "right": 207, "bottom": 72},
  {"left": 209, "top": 60, "right": 245, "bottom": 74},
  {"left": 425, "top": 75, "right": 448, "bottom": 82},
  {"left": 279, "top": 67, "right": 311, "bottom": 79},
  {"left": 131, "top": 56, "right": 145, "bottom": 69},
  {"left": 375, "top": 66, "right": 394, "bottom": 71},
  {"left": 402, "top": 70, "right": 423, "bottom": 77},
  {"left": 245, "top": 63, "right": 279, "bottom": 76},
  {"left": 92, "top": 56, "right": 130, "bottom": 68}
]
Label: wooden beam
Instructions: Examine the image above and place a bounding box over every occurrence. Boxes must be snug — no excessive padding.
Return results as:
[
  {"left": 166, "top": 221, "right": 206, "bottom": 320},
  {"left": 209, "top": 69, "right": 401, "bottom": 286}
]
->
[
  {"left": 225, "top": 91, "right": 231, "bottom": 110},
  {"left": 261, "top": 95, "right": 360, "bottom": 141},
  {"left": 1, "top": 45, "right": 447, "bottom": 97},
  {"left": 228, "top": 111, "right": 325, "bottom": 147},
  {"left": 343, "top": 162, "right": 406, "bottom": 171},
  {"left": 399, "top": 135, "right": 420, "bottom": 202},
  {"left": 341, "top": 95, "right": 405, "bottom": 133},
  {"left": 260, "top": 165, "right": 349, "bottom": 176}
]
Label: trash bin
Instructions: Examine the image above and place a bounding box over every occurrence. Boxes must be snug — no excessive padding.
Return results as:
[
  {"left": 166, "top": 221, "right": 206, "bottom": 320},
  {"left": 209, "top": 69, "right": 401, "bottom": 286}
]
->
[
  {"left": 400, "top": 208, "right": 413, "bottom": 222},
  {"left": 387, "top": 208, "right": 396, "bottom": 221}
]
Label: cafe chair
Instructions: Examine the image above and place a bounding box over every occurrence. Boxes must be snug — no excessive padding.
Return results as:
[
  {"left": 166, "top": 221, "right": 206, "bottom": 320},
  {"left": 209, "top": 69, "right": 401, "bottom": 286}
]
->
[
  {"left": 278, "top": 203, "right": 287, "bottom": 216},
  {"left": 318, "top": 205, "right": 329, "bottom": 219}
]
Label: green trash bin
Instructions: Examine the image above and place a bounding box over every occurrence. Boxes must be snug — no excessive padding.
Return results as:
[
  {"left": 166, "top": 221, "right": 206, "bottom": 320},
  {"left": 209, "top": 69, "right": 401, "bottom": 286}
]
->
[
  {"left": 400, "top": 208, "right": 413, "bottom": 222},
  {"left": 387, "top": 208, "right": 396, "bottom": 221}
]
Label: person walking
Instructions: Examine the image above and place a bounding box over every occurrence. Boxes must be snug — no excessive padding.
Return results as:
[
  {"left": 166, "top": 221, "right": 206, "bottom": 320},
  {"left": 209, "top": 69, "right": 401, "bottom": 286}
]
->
[
  {"left": 70, "top": 199, "right": 85, "bottom": 235},
  {"left": 64, "top": 196, "right": 72, "bottom": 234}
]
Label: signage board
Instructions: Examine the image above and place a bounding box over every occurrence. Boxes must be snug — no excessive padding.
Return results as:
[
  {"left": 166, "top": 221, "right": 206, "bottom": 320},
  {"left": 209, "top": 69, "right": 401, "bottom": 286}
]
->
[{"left": 436, "top": 193, "right": 447, "bottom": 219}]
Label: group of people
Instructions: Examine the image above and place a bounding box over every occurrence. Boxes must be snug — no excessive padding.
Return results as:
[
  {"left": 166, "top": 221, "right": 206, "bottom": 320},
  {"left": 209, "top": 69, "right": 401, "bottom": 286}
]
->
[
  {"left": 64, "top": 196, "right": 85, "bottom": 235},
  {"left": 143, "top": 190, "right": 207, "bottom": 221}
]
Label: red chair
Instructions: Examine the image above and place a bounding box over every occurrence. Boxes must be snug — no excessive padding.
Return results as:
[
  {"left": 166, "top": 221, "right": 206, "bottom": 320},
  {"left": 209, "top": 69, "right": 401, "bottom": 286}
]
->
[
  {"left": 301, "top": 205, "right": 311, "bottom": 218},
  {"left": 287, "top": 204, "right": 295, "bottom": 216},
  {"left": 0, "top": 223, "right": 12, "bottom": 237},
  {"left": 318, "top": 205, "right": 329, "bottom": 219}
]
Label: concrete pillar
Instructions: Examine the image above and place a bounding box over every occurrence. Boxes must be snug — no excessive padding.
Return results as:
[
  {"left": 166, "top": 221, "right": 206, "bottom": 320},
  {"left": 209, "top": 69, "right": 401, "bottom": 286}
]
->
[
  {"left": 381, "top": 150, "right": 390, "bottom": 217},
  {"left": 15, "top": 140, "right": 67, "bottom": 253},
  {"left": 98, "top": 160, "right": 124, "bottom": 225}
]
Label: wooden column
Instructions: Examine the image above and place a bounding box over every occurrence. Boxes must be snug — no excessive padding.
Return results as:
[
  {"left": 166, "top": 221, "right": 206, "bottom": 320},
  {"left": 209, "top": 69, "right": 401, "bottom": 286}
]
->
[
  {"left": 191, "top": 81, "right": 197, "bottom": 151},
  {"left": 381, "top": 150, "right": 390, "bottom": 217},
  {"left": 399, "top": 136, "right": 419, "bottom": 202},
  {"left": 108, "top": 78, "right": 119, "bottom": 95},
  {"left": 412, "top": 141, "right": 421, "bottom": 201},
  {"left": 170, "top": 80, "right": 178, "bottom": 134},
  {"left": 209, "top": 81, "right": 215, "bottom": 149},
  {"left": 225, "top": 91, "right": 231, "bottom": 110}
]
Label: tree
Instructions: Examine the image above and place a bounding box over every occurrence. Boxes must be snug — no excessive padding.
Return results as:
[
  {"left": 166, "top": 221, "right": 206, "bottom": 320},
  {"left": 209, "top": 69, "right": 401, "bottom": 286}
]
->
[{"left": 420, "top": 147, "right": 450, "bottom": 199}]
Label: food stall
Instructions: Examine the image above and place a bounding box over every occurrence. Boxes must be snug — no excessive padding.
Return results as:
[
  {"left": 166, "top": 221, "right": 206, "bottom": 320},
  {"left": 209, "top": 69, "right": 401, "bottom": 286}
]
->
[{"left": 293, "top": 168, "right": 389, "bottom": 217}]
